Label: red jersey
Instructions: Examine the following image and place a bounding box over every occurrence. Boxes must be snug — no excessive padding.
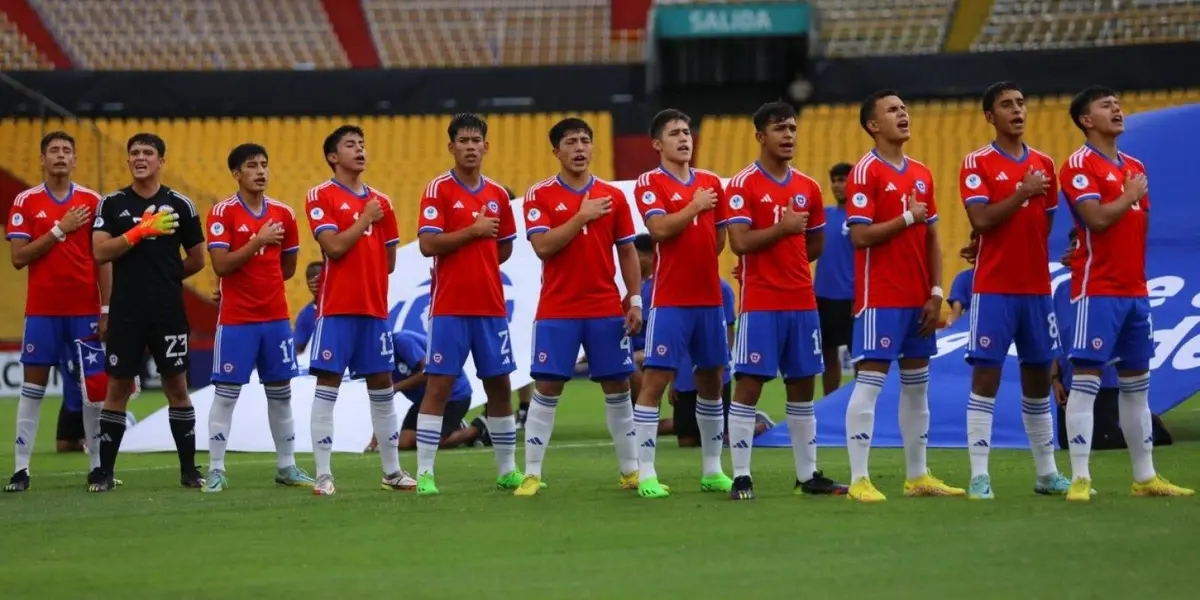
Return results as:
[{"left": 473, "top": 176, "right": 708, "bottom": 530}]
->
[
  {"left": 207, "top": 194, "right": 299, "bottom": 325},
  {"left": 959, "top": 143, "right": 1058, "bottom": 295},
  {"left": 5, "top": 184, "right": 102, "bottom": 316},
  {"left": 725, "top": 162, "right": 825, "bottom": 312},
  {"left": 1059, "top": 144, "right": 1149, "bottom": 298},
  {"left": 418, "top": 171, "right": 516, "bottom": 317},
  {"left": 305, "top": 180, "right": 399, "bottom": 319},
  {"left": 845, "top": 151, "right": 939, "bottom": 312},
  {"left": 525, "top": 175, "right": 635, "bottom": 319},
  {"left": 633, "top": 167, "right": 728, "bottom": 308}
]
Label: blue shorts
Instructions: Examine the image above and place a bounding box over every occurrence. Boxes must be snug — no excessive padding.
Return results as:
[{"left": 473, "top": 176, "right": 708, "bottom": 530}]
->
[
  {"left": 308, "top": 315, "right": 394, "bottom": 377},
  {"left": 851, "top": 307, "right": 937, "bottom": 363},
  {"left": 733, "top": 310, "right": 824, "bottom": 381},
  {"left": 425, "top": 315, "right": 515, "bottom": 379},
  {"left": 531, "top": 316, "right": 632, "bottom": 381},
  {"left": 967, "top": 294, "right": 1058, "bottom": 366},
  {"left": 22, "top": 315, "right": 98, "bottom": 366},
  {"left": 643, "top": 306, "right": 729, "bottom": 372},
  {"left": 213, "top": 320, "right": 298, "bottom": 385},
  {"left": 1068, "top": 296, "right": 1153, "bottom": 369}
]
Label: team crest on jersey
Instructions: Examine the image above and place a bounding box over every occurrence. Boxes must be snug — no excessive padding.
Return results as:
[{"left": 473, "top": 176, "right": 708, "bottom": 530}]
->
[
  {"left": 397, "top": 363, "right": 410, "bottom": 376},
  {"left": 793, "top": 194, "right": 807, "bottom": 209},
  {"left": 223, "top": 363, "right": 234, "bottom": 374},
  {"left": 729, "top": 194, "right": 744, "bottom": 210},
  {"left": 528, "top": 208, "right": 541, "bottom": 222},
  {"left": 979, "top": 336, "right": 991, "bottom": 348},
  {"left": 965, "top": 174, "right": 982, "bottom": 190},
  {"left": 93, "top": 217, "right": 104, "bottom": 228},
  {"left": 423, "top": 206, "right": 438, "bottom": 220},
  {"left": 209, "top": 222, "right": 224, "bottom": 236},
  {"left": 109, "top": 354, "right": 118, "bottom": 366},
  {"left": 851, "top": 192, "right": 868, "bottom": 208},
  {"left": 1091, "top": 337, "right": 1103, "bottom": 350},
  {"left": 487, "top": 201, "right": 500, "bottom": 214},
  {"left": 310, "top": 207, "right": 325, "bottom": 220},
  {"left": 24, "top": 343, "right": 34, "bottom": 353},
  {"left": 1073, "top": 174, "right": 1089, "bottom": 190},
  {"left": 432, "top": 352, "right": 443, "bottom": 364},
  {"left": 641, "top": 191, "right": 656, "bottom": 205},
  {"left": 10, "top": 213, "right": 22, "bottom": 226},
  {"left": 879, "top": 337, "right": 892, "bottom": 349},
  {"left": 538, "top": 351, "right": 548, "bottom": 363},
  {"left": 915, "top": 180, "right": 927, "bottom": 194},
  {"left": 321, "top": 349, "right": 332, "bottom": 360},
  {"left": 749, "top": 352, "right": 761, "bottom": 364},
  {"left": 655, "top": 344, "right": 667, "bottom": 356}
]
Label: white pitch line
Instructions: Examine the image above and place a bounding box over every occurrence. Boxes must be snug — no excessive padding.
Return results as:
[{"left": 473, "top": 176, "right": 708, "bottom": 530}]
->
[{"left": 39, "top": 440, "right": 616, "bottom": 479}]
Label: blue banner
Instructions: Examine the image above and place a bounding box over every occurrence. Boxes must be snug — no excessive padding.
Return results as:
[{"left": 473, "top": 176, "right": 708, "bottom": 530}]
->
[
  {"left": 758, "top": 103, "right": 1200, "bottom": 449},
  {"left": 654, "top": 3, "right": 810, "bottom": 39}
]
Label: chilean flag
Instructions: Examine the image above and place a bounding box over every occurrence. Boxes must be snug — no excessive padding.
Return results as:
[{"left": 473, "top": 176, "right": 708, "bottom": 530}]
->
[{"left": 74, "top": 338, "right": 139, "bottom": 403}]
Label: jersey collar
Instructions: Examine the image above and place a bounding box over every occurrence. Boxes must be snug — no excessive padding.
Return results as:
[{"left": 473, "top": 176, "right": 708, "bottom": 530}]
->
[
  {"left": 989, "top": 141, "right": 1029, "bottom": 164},
  {"left": 236, "top": 192, "right": 268, "bottom": 218},
  {"left": 1084, "top": 142, "right": 1125, "bottom": 168},
  {"left": 657, "top": 165, "right": 694, "bottom": 186},
  {"left": 42, "top": 182, "right": 75, "bottom": 205},
  {"left": 329, "top": 178, "right": 370, "bottom": 199},
  {"left": 870, "top": 149, "right": 908, "bottom": 174},
  {"left": 449, "top": 170, "right": 485, "bottom": 195},
  {"left": 754, "top": 161, "right": 791, "bottom": 186},
  {"left": 555, "top": 174, "right": 594, "bottom": 195}
]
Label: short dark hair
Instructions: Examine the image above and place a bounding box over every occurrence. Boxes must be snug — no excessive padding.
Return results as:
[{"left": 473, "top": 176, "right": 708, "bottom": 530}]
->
[
  {"left": 40, "top": 131, "right": 74, "bottom": 154},
  {"left": 227, "top": 143, "right": 268, "bottom": 171},
  {"left": 127, "top": 132, "right": 166, "bottom": 157},
  {"left": 306, "top": 261, "right": 323, "bottom": 276},
  {"left": 829, "top": 163, "right": 852, "bottom": 179},
  {"left": 633, "top": 233, "right": 653, "bottom": 254},
  {"left": 649, "top": 108, "right": 690, "bottom": 139},
  {"left": 322, "top": 125, "right": 364, "bottom": 169},
  {"left": 859, "top": 89, "right": 901, "bottom": 133},
  {"left": 549, "top": 117, "right": 593, "bottom": 148},
  {"left": 1069, "top": 85, "right": 1118, "bottom": 133},
  {"left": 982, "top": 81, "right": 1023, "bottom": 113},
  {"left": 752, "top": 101, "right": 796, "bottom": 133},
  {"left": 448, "top": 113, "right": 488, "bottom": 141}
]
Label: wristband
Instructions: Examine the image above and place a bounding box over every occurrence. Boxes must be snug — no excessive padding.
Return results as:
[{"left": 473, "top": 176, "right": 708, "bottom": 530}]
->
[
  {"left": 100, "top": 305, "right": 110, "bottom": 315},
  {"left": 902, "top": 211, "right": 915, "bottom": 227},
  {"left": 930, "top": 286, "right": 944, "bottom": 299},
  {"left": 628, "top": 295, "right": 643, "bottom": 309},
  {"left": 51, "top": 224, "right": 67, "bottom": 241}
]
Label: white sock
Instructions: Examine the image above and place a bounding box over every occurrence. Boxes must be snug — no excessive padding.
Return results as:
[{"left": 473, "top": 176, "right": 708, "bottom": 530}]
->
[
  {"left": 604, "top": 391, "right": 638, "bottom": 475},
  {"left": 83, "top": 400, "right": 103, "bottom": 470},
  {"left": 846, "top": 371, "right": 884, "bottom": 481},
  {"left": 966, "top": 392, "right": 995, "bottom": 478},
  {"left": 1065, "top": 374, "right": 1100, "bottom": 481},
  {"left": 899, "top": 367, "right": 931, "bottom": 480},
  {"left": 264, "top": 384, "right": 295, "bottom": 469},
  {"left": 13, "top": 383, "right": 45, "bottom": 473},
  {"left": 1021, "top": 395, "right": 1058, "bottom": 477},
  {"left": 1118, "top": 373, "right": 1155, "bottom": 482},
  {"left": 415, "top": 413, "right": 443, "bottom": 476},
  {"left": 368, "top": 387, "right": 401, "bottom": 475},
  {"left": 488, "top": 414, "right": 517, "bottom": 476},
  {"left": 786, "top": 401, "right": 817, "bottom": 481},
  {"left": 523, "top": 391, "right": 558, "bottom": 477},
  {"left": 311, "top": 385, "right": 338, "bottom": 477},
  {"left": 207, "top": 384, "right": 240, "bottom": 472},
  {"left": 633, "top": 405, "right": 660, "bottom": 480},
  {"left": 696, "top": 396, "right": 726, "bottom": 477},
  {"left": 727, "top": 401, "right": 756, "bottom": 478}
]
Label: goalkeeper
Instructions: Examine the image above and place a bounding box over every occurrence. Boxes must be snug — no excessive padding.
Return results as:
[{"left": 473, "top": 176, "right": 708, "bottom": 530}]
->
[{"left": 88, "top": 133, "right": 207, "bottom": 492}]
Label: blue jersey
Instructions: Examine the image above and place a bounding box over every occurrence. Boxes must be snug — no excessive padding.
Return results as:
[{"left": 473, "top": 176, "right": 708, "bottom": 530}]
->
[
  {"left": 294, "top": 302, "right": 316, "bottom": 349},
  {"left": 673, "top": 279, "right": 736, "bottom": 392},
  {"left": 949, "top": 268, "right": 974, "bottom": 311},
  {"left": 393, "top": 330, "right": 473, "bottom": 403},
  {"left": 813, "top": 205, "right": 855, "bottom": 300},
  {"left": 1053, "top": 283, "right": 1118, "bottom": 388}
]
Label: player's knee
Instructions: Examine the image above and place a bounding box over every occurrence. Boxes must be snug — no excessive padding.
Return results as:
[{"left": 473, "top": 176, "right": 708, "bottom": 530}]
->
[
  {"left": 1117, "top": 359, "right": 1150, "bottom": 376},
  {"left": 638, "top": 368, "right": 671, "bottom": 400},
  {"left": 22, "top": 364, "right": 52, "bottom": 386},
  {"left": 692, "top": 367, "right": 722, "bottom": 394},
  {"left": 312, "top": 370, "right": 342, "bottom": 388},
  {"left": 597, "top": 377, "right": 630, "bottom": 395},
  {"left": 534, "top": 379, "right": 567, "bottom": 397},
  {"left": 970, "top": 364, "right": 1003, "bottom": 397}
]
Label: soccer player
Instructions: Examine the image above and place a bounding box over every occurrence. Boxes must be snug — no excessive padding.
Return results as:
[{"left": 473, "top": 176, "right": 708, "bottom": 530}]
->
[
  {"left": 843, "top": 91, "right": 964, "bottom": 502},
  {"left": 202, "top": 143, "right": 314, "bottom": 492},
  {"left": 91, "top": 133, "right": 206, "bottom": 492},
  {"left": 813, "top": 162, "right": 854, "bottom": 396},
  {"left": 724, "top": 102, "right": 847, "bottom": 500},
  {"left": 515, "top": 117, "right": 642, "bottom": 495},
  {"left": 631, "top": 108, "right": 732, "bottom": 499},
  {"left": 669, "top": 276, "right": 735, "bottom": 448},
  {"left": 388, "top": 329, "right": 486, "bottom": 450},
  {"left": 294, "top": 261, "right": 321, "bottom": 353},
  {"left": 5, "top": 131, "right": 109, "bottom": 492},
  {"left": 416, "top": 113, "right": 521, "bottom": 496},
  {"left": 958, "top": 81, "right": 1071, "bottom": 499},
  {"left": 305, "top": 125, "right": 415, "bottom": 496},
  {"left": 1057, "top": 86, "right": 1192, "bottom": 500}
]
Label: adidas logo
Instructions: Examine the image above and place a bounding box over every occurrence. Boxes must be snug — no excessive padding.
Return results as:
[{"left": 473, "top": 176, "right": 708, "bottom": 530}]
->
[
  {"left": 119, "top": 210, "right": 131, "bottom": 217},
  {"left": 850, "top": 433, "right": 870, "bottom": 441},
  {"left": 528, "top": 437, "right": 544, "bottom": 446},
  {"left": 971, "top": 439, "right": 989, "bottom": 448},
  {"left": 340, "top": 203, "right": 351, "bottom": 210},
  {"left": 640, "top": 439, "right": 655, "bottom": 448},
  {"left": 996, "top": 172, "right": 1009, "bottom": 181},
  {"left": 286, "top": 434, "right": 295, "bottom": 442},
  {"left": 210, "top": 433, "right": 227, "bottom": 442},
  {"left": 626, "top": 430, "right": 636, "bottom": 437},
  {"left": 15, "top": 437, "right": 26, "bottom": 446},
  {"left": 317, "top": 436, "right": 333, "bottom": 445},
  {"left": 1070, "top": 434, "right": 1087, "bottom": 445},
  {"left": 710, "top": 434, "right": 723, "bottom": 442},
  {"left": 885, "top": 183, "right": 897, "bottom": 192},
  {"left": 99, "top": 434, "right": 112, "bottom": 442},
  {"left": 808, "top": 438, "right": 817, "bottom": 445},
  {"left": 762, "top": 194, "right": 773, "bottom": 204},
  {"left": 733, "top": 440, "right": 750, "bottom": 449},
  {"left": 502, "top": 356, "right": 511, "bottom": 365},
  {"left": 920, "top": 433, "right": 929, "bottom": 440},
  {"left": 388, "top": 431, "right": 400, "bottom": 442},
  {"left": 453, "top": 201, "right": 465, "bottom": 209},
  {"left": 174, "top": 358, "right": 184, "bottom": 367},
  {"left": 1106, "top": 173, "right": 1119, "bottom": 182},
  {"left": 671, "top": 193, "right": 682, "bottom": 202},
  {"left": 35, "top": 211, "right": 47, "bottom": 219},
  {"left": 555, "top": 203, "right": 568, "bottom": 212},
  {"left": 238, "top": 225, "right": 250, "bottom": 233},
  {"left": 623, "top": 357, "right": 633, "bottom": 366}
]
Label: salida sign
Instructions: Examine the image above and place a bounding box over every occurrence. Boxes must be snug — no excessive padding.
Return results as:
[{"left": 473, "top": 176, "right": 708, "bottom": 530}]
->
[{"left": 655, "top": 3, "right": 810, "bottom": 38}]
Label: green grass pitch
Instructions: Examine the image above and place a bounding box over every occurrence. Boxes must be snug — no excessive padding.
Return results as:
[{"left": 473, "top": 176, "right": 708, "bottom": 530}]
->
[{"left": 2, "top": 380, "right": 1199, "bottom": 599}]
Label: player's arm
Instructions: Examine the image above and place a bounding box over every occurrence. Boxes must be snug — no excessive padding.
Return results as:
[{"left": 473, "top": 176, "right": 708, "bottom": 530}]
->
[
  {"left": 96, "top": 261, "right": 112, "bottom": 309},
  {"left": 926, "top": 223, "right": 944, "bottom": 294},
  {"left": 806, "top": 228, "right": 825, "bottom": 262},
  {"left": 179, "top": 204, "right": 206, "bottom": 278},
  {"left": 314, "top": 214, "right": 372, "bottom": 260},
  {"left": 498, "top": 240, "right": 513, "bottom": 264},
  {"left": 496, "top": 195, "right": 518, "bottom": 264},
  {"left": 182, "top": 243, "right": 205, "bottom": 279},
  {"left": 845, "top": 176, "right": 911, "bottom": 248},
  {"left": 617, "top": 242, "right": 641, "bottom": 303},
  {"left": 209, "top": 237, "right": 269, "bottom": 277},
  {"left": 644, "top": 200, "right": 706, "bottom": 243},
  {"left": 726, "top": 221, "right": 789, "bottom": 255},
  {"left": 528, "top": 213, "right": 589, "bottom": 259},
  {"left": 963, "top": 171, "right": 1046, "bottom": 235},
  {"left": 1065, "top": 168, "right": 1145, "bottom": 233},
  {"left": 394, "top": 360, "right": 428, "bottom": 392},
  {"left": 91, "top": 198, "right": 139, "bottom": 263},
  {"left": 280, "top": 210, "right": 300, "bottom": 280}
]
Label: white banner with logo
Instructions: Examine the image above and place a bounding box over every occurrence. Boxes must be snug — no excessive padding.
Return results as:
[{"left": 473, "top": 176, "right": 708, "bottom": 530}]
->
[{"left": 0, "top": 352, "right": 65, "bottom": 397}]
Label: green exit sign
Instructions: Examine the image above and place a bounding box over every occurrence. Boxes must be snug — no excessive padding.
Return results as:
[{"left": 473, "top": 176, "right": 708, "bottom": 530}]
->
[{"left": 655, "top": 3, "right": 811, "bottom": 39}]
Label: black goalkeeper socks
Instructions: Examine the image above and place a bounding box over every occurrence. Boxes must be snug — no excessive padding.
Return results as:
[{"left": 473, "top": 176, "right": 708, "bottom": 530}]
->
[
  {"left": 168, "top": 406, "right": 197, "bottom": 472},
  {"left": 98, "top": 409, "right": 127, "bottom": 475}
]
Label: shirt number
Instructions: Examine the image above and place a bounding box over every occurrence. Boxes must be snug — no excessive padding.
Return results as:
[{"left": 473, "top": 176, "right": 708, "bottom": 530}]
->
[
  {"left": 248, "top": 233, "right": 266, "bottom": 255},
  {"left": 164, "top": 334, "right": 188, "bottom": 358},
  {"left": 279, "top": 339, "right": 295, "bottom": 364},
  {"left": 353, "top": 212, "right": 374, "bottom": 236}
]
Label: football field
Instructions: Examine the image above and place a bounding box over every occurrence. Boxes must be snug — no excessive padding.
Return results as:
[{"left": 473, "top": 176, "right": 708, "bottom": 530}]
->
[{"left": 2, "top": 380, "right": 1199, "bottom": 599}]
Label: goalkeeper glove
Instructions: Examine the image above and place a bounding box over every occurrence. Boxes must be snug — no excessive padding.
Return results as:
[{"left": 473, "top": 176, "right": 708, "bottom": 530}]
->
[{"left": 123, "top": 206, "right": 179, "bottom": 245}]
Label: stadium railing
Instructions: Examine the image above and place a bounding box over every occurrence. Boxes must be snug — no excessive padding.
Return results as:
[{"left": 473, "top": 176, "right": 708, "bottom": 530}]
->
[{"left": 973, "top": 0, "right": 1200, "bottom": 52}]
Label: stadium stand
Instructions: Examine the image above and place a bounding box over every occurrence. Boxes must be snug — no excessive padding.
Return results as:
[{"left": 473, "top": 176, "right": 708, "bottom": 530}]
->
[
  {"left": 973, "top": 0, "right": 1200, "bottom": 51},
  {"left": 699, "top": 88, "right": 1200, "bottom": 291},
  {"left": 29, "top": 0, "right": 349, "bottom": 70},
  {"left": 362, "top": 0, "right": 642, "bottom": 67},
  {"left": 0, "top": 112, "right": 614, "bottom": 324},
  {"left": 0, "top": 11, "right": 51, "bottom": 70},
  {"left": 813, "top": 0, "right": 957, "bottom": 57}
]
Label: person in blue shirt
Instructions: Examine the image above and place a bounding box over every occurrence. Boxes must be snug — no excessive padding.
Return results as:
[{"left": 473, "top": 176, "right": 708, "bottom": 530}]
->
[
  {"left": 293, "top": 261, "right": 322, "bottom": 354},
  {"left": 365, "top": 329, "right": 486, "bottom": 452},
  {"left": 813, "top": 162, "right": 854, "bottom": 395},
  {"left": 946, "top": 232, "right": 978, "bottom": 328}
]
